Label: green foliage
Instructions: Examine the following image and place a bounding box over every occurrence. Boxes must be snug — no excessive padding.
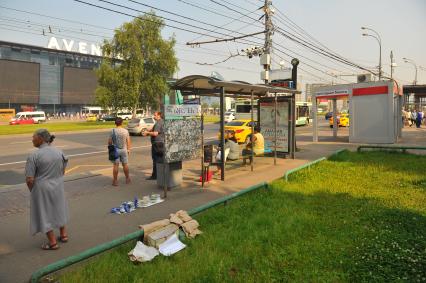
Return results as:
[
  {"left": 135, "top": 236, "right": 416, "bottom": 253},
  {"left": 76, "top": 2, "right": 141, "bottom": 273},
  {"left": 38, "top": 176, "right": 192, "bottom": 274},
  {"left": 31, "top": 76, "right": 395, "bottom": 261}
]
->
[
  {"left": 0, "top": 122, "right": 118, "bottom": 135},
  {"left": 201, "top": 102, "right": 209, "bottom": 109},
  {"left": 58, "top": 151, "right": 426, "bottom": 282},
  {"left": 96, "top": 12, "right": 178, "bottom": 112}
]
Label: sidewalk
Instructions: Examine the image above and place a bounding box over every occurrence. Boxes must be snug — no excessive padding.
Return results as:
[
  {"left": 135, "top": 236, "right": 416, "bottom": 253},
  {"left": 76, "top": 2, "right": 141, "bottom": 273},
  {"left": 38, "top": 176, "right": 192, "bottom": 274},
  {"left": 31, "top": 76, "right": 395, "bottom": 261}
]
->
[{"left": 0, "top": 127, "right": 424, "bottom": 283}]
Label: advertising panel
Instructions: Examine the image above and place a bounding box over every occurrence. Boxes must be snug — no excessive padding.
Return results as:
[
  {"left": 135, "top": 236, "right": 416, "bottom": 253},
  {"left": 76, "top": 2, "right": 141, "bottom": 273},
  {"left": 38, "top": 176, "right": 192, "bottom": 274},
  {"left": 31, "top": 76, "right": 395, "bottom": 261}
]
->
[{"left": 259, "top": 100, "right": 290, "bottom": 153}]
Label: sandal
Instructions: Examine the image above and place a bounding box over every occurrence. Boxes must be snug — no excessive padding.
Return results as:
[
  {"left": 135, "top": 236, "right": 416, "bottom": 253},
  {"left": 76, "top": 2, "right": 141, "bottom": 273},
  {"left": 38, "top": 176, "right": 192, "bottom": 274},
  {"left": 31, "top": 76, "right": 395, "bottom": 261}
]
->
[
  {"left": 58, "top": 236, "right": 69, "bottom": 243},
  {"left": 41, "top": 242, "right": 59, "bottom": 250}
]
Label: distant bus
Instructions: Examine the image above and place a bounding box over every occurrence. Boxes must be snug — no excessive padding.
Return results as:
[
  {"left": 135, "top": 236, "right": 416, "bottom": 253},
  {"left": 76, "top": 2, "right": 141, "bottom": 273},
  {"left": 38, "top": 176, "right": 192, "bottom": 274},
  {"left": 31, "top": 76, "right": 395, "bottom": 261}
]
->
[
  {"left": 82, "top": 106, "right": 104, "bottom": 115},
  {"left": 235, "top": 100, "right": 257, "bottom": 120},
  {"left": 296, "top": 102, "right": 311, "bottom": 126}
]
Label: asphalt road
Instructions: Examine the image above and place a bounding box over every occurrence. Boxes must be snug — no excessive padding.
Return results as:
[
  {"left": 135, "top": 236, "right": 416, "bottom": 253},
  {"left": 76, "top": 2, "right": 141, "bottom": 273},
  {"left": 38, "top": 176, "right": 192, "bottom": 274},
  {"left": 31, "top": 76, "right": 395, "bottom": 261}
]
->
[
  {"left": 0, "top": 123, "right": 220, "bottom": 186},
  {"left": 0, "top": 120, "right": 340, "bottom": 186}
]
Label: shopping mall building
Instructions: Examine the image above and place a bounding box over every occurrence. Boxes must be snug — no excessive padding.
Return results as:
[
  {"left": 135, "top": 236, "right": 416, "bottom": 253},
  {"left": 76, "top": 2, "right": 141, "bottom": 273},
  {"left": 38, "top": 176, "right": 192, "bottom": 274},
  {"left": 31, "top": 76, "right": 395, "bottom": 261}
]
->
[{"left": 0, "top": 38, "right": 102, "bottom": 114}]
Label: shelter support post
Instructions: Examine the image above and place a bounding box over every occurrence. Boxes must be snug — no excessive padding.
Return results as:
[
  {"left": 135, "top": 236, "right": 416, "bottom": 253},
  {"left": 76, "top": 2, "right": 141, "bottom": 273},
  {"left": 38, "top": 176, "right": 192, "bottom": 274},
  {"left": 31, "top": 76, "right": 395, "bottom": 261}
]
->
[
  {"left": 220, "top": 87, "right": 225, "bottom": 181},
  {"left": 250, "top": 90, "right": 254, "bottom": 171},
  {"left": 332, "top": 98, "right": 338, "bottom": 138},
  {"left": 274, "top": 92, "right": 277, "bottom": 165},
  {"left": 291, "top": 95, "right": 295, "bottom": 159},
  {"left": 201, "top": 113, "right": 205, "bottom": 187},
  {"left": 162, "top": 103, "right": 167, "bottom": 198},
  {"left": 313, "top": 96, "right": 318, "bottom": 142}
]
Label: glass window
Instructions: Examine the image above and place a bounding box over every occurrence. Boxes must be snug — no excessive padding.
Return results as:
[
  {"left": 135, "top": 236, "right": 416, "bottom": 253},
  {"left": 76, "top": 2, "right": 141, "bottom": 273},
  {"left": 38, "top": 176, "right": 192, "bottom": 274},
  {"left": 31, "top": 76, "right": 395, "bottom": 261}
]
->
[
  {"left": 226, "top": 121, "right": 245, "bottom": 126},
  {"left": 144, "top": 118, "right": 154, "bottom": 124},
  {"left": 236, "top": 105, "right": 251, "bottom": 113},
  {"left": 130, "top": 118, "right": 140, "bottom": 123}
]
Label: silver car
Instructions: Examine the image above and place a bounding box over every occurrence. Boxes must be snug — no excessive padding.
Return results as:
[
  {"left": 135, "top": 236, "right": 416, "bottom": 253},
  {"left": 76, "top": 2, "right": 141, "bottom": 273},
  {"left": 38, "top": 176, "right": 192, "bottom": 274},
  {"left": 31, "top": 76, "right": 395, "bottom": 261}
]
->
[{"left": 127, "top": 117, "right": 155, "bottom": 135}]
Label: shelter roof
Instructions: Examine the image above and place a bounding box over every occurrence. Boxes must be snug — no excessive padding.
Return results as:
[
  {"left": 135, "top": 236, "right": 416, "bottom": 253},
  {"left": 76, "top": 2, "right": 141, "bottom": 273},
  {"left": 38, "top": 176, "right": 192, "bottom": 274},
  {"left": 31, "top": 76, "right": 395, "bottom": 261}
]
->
[{"left": 171, "top": 75, "right": 300, "bottom": 97}]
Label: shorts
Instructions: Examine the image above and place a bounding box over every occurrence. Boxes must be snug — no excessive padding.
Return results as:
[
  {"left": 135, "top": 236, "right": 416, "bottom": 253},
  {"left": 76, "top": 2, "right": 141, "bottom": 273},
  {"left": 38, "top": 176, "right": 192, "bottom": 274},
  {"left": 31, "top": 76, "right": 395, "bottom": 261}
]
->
[{"left": 113, "top": 148, "right": 128, "bottom": 164}]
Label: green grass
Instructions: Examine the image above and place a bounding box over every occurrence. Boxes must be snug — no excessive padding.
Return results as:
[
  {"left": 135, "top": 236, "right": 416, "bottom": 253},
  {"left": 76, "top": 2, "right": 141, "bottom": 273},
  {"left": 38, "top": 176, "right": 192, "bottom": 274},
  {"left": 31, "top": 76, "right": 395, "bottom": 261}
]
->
[
  {"left": 203, "top": 115, "right": 220, "bottom": 124},
  {"left": 57, "top": 151, "right": 426, "bottom": 282},
  {"left": 0, "top": 121, "right": 120, "bottom": 135}
]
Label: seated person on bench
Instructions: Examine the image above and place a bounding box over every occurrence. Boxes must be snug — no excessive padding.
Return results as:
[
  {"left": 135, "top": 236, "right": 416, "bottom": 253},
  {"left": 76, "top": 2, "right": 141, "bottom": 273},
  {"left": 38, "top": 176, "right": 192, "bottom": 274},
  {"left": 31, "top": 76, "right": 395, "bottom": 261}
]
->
[
  {"left": 242, "top": 126, "right": 264, "bottom": 165},
  {"left": 215, "top": 131, "right": 240, "bottom": 175}
]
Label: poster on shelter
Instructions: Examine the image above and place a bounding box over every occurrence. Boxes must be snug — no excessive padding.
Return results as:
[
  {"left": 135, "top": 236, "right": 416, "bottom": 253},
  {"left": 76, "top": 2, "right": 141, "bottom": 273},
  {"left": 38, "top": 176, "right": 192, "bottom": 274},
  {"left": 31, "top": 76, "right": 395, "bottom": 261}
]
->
[
  {"left": 164, "top": 119, "right": 201, "bottom": 163},
  {"left": 259, "top": 101, "right": 289, "bottom": 153}
]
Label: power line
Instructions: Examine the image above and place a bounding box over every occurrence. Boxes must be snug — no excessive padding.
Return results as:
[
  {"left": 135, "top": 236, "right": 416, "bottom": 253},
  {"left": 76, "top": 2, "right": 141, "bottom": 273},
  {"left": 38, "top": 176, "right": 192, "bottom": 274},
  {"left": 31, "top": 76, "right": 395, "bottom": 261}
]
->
[
  {"left": 187, "top": 30, "right": 265, "bottom": 46},
  {"left": 97, "top": 0, "right": 263, "bottom": 45},
  {"left": 176, "top": 0, "right": 264, "bottom": 28},
  {"left": 0, "top": 5, "right": 115, "bottom": 32}
]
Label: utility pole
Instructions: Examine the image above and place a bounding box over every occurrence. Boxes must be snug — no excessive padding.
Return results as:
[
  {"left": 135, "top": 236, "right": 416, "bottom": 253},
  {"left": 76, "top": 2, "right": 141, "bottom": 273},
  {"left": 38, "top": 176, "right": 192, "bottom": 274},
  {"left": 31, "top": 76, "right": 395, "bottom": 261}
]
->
[
  {"left": 261, "top": 0, "right": 273, "bottom": 86},
  {"left": 390, "top": 51, "right": 394, "bottom": 79}
]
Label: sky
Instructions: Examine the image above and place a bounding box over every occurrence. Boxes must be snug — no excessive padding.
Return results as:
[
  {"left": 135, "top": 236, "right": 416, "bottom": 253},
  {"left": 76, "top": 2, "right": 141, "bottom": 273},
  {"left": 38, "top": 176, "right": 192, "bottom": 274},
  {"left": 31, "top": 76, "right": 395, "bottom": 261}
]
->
[{"left": 0, "top": 0, "right": 425, "bottom": 87}]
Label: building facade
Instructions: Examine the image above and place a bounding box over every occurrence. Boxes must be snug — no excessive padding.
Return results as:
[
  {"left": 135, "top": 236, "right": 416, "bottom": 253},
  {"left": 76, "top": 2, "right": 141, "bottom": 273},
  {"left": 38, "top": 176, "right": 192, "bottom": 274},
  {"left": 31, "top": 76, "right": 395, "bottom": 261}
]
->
[{"left": 0, "top": 41, "right": 101, "bottom": 114}]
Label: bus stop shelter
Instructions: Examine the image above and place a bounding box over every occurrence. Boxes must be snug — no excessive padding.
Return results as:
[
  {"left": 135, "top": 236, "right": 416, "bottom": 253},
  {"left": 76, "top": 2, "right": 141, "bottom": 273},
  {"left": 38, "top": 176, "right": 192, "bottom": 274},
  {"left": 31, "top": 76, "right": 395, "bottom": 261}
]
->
[
  {"left": 312, "top": 80, "right": 403, "bottom": 144},
  {"left": 171, "top": 75, "right": 300, "bottom": 182}
]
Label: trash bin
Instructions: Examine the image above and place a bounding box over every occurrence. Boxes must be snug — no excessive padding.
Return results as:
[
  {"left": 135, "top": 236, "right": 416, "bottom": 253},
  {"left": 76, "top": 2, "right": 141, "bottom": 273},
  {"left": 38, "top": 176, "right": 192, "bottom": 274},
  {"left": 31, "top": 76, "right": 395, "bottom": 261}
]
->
[{"left": 156, "top": 161, "right": 182, "bottom": 188}]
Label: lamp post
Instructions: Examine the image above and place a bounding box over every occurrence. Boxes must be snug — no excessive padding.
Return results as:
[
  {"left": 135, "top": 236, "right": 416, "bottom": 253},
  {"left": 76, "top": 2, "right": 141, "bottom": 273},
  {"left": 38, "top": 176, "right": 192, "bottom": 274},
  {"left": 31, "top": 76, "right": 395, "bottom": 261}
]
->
[
  {"left": 403, "top": 57, "right": 418, "bottom": 85},
  {"left": 361, "top": 26, "right": 382, "bottom": 80}
]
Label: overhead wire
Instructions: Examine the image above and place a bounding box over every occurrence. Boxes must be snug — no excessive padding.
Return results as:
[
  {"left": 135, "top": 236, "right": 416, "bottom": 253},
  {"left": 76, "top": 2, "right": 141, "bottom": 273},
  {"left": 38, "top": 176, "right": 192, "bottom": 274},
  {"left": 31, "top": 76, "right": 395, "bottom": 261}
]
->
[{"left": 2, "top": 1, "right": 364, "bottom": 83}]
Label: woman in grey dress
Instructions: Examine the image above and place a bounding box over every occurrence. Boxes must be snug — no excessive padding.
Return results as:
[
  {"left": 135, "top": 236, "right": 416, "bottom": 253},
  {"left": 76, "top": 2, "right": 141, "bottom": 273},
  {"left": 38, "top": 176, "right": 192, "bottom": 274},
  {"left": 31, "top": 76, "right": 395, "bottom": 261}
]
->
[{"left": 25, "top": 129, "right": 69, "bottom": 250}]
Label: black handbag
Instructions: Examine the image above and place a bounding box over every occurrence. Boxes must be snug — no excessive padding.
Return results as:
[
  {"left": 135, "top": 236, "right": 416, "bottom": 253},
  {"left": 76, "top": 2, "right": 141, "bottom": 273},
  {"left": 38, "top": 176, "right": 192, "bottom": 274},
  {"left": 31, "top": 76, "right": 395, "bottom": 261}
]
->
[{"left": 108, "top": 129, "right": 119, "bottom": 161}]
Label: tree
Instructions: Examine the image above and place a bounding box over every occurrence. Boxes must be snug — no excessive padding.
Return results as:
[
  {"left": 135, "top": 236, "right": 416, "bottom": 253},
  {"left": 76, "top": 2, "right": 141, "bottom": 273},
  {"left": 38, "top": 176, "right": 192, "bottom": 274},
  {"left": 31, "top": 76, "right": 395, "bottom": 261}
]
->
[{"left": 95, "top": 12, "right": 178, "bottom": 112}]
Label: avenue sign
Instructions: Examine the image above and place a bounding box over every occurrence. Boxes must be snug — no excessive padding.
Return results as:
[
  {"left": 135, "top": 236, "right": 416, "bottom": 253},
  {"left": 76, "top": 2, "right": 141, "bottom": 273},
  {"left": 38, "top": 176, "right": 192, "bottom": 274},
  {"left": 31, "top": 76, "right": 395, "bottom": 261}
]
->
[{"left": 47, "top": 37, "right": 102, "bottom": 56}]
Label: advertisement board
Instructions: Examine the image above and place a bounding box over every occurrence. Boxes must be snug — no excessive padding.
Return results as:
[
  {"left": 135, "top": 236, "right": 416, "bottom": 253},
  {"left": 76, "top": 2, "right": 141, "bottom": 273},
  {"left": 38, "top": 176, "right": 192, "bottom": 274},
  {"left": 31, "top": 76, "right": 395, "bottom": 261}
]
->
[
  {"left": 164, "top": 104, "right": 201, "bottom": 117},
  {"left": 259, "top": 99, "right": 290, "bottom": 153}
]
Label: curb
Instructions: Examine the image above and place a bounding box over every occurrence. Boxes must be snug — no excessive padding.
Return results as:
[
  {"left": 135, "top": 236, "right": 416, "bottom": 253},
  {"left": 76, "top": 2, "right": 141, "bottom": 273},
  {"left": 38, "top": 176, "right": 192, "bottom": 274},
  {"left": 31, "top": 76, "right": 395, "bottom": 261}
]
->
[{"left": 284, "top": 148, "right": 347, "bottom": 182}]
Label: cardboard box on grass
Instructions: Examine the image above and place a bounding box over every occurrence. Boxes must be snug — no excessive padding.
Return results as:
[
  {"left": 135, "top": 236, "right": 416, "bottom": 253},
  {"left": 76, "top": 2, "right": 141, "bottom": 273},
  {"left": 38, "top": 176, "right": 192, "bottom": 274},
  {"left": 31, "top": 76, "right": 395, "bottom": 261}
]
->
[{"left": 146, "top": 224, "right": 179, "bottom": 248}]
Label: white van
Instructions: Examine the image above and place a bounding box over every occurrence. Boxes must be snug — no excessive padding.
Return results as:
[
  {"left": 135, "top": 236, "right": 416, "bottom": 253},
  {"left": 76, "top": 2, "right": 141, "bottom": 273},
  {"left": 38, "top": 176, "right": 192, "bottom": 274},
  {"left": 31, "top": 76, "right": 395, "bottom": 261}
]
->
[
  {"left": 117, "top": 112, "right": 133, "bottom": 120},
  {"left": 11, "top": 111, "right": 46, "bottom": 123}
]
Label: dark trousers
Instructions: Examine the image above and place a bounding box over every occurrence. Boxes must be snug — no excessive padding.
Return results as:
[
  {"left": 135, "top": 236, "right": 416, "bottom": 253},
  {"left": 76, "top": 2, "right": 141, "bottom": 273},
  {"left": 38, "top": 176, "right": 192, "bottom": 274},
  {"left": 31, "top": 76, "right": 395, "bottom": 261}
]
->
[
  {"left": 242, "top": 148, "right": 254, "bottom": 163},
  {"left": 151, "top": 145, "right": 159, "bottom": 177}
]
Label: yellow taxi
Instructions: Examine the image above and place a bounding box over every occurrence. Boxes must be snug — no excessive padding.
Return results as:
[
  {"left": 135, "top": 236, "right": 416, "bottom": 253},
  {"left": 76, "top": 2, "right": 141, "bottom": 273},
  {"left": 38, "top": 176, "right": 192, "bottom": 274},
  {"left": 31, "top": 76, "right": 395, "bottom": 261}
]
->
[
  {"left": 218, "top": 119, "right": 256, "bottom": 144},
  {"left": 329, "top": 113, "right": 350, "bottom": 128},
  {"left": 86, "top": 114, "right": 98, "bottom": 122}
]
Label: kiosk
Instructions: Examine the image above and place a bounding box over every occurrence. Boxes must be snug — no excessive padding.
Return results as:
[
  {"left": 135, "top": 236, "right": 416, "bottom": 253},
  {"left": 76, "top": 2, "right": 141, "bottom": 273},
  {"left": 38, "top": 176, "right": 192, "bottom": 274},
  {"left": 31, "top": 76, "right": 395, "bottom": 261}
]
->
[{"left": 313, "top": 80, "right": 403, "bottom": 144}]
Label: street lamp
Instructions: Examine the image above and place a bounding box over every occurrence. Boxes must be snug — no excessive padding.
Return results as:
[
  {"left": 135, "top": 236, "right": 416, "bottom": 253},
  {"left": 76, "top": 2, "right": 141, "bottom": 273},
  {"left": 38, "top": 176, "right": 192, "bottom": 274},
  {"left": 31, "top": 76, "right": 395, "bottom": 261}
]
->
[
  {"left": 361, "top": 26, "right": 382, "bottom": 80},
  {"left": 403, "top": 57, "right": 418, "bottom": 85}
]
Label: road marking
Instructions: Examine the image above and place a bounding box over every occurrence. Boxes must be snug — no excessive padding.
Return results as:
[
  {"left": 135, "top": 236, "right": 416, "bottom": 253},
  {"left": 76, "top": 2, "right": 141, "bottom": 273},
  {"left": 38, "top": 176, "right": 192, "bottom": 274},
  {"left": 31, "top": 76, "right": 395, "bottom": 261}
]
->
[
  {"left": 65, "top": 164, "right": 110, "bottom": 174},
  {"left": 0, "top": 145, "right": 151, "bottom": 167},
  {"left": 9, "top": 141, "right": 30, "bottom": 144},
  {"left": 0, "top": 135, "right": 216, "bottom": 167}
]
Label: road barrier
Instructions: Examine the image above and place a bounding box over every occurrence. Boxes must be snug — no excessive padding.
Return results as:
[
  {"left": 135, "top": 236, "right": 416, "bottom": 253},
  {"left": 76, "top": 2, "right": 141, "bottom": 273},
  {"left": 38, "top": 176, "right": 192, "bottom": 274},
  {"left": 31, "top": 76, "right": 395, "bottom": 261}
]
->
[
  {"left": 30, "top": 230, "right": 144, "bottom": 283},
  {"left": 357, "top": 145, "right": 426, "bottom": 153},
  {"left": 284, "top": 148, "right": 347, "bottom": 182}
]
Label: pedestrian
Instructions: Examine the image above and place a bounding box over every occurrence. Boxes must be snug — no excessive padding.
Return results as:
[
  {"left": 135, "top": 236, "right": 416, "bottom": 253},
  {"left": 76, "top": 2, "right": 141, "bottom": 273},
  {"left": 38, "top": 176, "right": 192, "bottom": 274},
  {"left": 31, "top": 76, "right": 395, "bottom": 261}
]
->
[
  {"left": 25, "top": 129, "right": 69, "bottom": 250},
  {"left": 242, "top": 126, "right": 264, "bottom": 166},
  {"left": 405, "top": 109, "right": 412, "bottom": 127},
  {"left": 410, "top": 110, "right": 417, "bottom": 127},
  {"left": 416, "top": 110, "right": 423, "bottom": 128},
  {"left": 108, "top": 117, "right": 131, "bottom": 186},
  {"left": 143, "top": 111, "right": 164, "bottom": 180}
]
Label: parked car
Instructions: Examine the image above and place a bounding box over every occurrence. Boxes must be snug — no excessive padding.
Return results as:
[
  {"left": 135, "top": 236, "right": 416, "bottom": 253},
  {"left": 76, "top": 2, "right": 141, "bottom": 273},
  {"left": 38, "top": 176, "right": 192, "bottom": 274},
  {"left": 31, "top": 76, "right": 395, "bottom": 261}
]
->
[
  {"left": 86, "top": 114, "right": 98, "bottom": 122},
  {"left": 9, "top": 117, "right": 35, "bottom": 125},
  {"left": 117, "top": 112, "right": 133, "bottom": 120},
  {"left": 98, "top": 113, "right": 117, "bottom": 122},
  {"left": 329, "top": 113, "right": 350, "bottom": 128},
  {"left": 224, "top": 111, "right": 236, "bottom": 123},
  {"left": 218, "top": 119, "right": 257, "bottom": 144},
  {"left": 127, "top": 117, "right": 155, "bottom": 135}
]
